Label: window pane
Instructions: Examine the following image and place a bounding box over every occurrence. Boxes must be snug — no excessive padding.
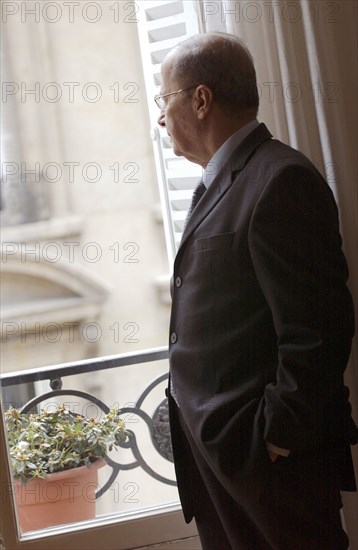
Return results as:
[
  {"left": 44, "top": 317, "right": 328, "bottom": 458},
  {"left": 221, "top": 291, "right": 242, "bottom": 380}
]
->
[
  {"left": 0, "top": 0, "right": 176, "bottom": 538},
  {"left": 1, "top": 2, "right": 170, "bottom": 374}
]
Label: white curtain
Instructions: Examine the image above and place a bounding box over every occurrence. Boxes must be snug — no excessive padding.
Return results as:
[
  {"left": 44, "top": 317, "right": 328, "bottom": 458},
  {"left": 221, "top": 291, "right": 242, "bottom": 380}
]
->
[{"left": 200, "top": 0, "right": 357, "bottom": 544}]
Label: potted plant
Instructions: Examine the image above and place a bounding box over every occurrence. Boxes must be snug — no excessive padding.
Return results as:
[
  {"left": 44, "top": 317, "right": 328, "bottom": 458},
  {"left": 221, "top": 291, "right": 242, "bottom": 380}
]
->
[{"left": 5, "top": 404, "right": 129, "bottom": 531}]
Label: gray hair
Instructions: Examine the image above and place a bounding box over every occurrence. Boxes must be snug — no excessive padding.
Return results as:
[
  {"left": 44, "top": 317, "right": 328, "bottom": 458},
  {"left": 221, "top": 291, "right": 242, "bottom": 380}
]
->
[{"left": 169, "top": 32, "right": 259, "bottom": 116}]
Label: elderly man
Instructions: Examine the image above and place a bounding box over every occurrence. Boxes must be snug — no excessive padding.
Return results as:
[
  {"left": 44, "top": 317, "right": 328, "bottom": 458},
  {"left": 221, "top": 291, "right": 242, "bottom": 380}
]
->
[{"left": 156, "top": 32, "right": 357, "bottom": 550}]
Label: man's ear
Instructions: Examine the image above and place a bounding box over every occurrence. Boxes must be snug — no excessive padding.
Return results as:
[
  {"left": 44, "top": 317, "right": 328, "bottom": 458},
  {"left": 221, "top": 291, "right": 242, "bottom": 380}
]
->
[{"left": 194, "top": 85, "right": 213, "bottom": 119}]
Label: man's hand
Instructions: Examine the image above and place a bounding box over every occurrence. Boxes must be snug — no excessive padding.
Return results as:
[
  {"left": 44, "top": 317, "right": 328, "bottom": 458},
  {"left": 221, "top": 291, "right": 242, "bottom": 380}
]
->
[
  {"left": 266, "top": 442, "right": 290, "bottom": 462},
  {"left": 268, "top": 449, "right": 279, "bottom": 462}
]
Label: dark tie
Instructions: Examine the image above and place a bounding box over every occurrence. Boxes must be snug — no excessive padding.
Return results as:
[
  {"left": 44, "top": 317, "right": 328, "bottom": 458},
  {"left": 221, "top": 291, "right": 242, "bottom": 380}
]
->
[{"left": 183, "top": 180, "right": 206, "bottom": 231}]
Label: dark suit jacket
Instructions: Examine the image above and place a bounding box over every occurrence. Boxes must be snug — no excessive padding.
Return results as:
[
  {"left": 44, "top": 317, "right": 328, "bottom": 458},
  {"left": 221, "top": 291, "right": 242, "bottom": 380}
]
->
[{"left": 168, "top": 123, "right": 357, "bottom": 521}]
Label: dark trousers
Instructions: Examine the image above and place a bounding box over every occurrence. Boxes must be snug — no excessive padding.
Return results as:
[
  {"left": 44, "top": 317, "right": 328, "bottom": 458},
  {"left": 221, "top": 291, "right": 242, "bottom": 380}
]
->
[{"left": 176, "top": 408, "right": 349, "bottom": 550}]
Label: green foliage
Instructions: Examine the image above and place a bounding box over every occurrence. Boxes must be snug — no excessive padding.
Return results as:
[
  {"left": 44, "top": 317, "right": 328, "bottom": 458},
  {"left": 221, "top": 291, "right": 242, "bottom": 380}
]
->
[{"left": 5, "top": 404, "right": 129, "bottom": 483}]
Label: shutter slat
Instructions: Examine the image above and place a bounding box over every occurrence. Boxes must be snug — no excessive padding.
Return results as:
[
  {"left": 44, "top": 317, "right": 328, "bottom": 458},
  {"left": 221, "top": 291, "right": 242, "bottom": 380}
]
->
[{"left": 144, "top": 1, "right": 185, "bottom": 21}]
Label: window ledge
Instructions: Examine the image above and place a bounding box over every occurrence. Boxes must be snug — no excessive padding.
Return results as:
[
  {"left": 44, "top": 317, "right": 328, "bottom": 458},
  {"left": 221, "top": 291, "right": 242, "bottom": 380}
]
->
[{"left": 0, "top": 215, "right": 83, "bottom": 243}]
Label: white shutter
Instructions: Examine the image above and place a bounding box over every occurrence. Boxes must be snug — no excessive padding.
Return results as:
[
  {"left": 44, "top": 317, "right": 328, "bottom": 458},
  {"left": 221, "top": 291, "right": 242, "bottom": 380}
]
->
[{"left": 136, "top": 1, "right": 202, "bottom": 264}]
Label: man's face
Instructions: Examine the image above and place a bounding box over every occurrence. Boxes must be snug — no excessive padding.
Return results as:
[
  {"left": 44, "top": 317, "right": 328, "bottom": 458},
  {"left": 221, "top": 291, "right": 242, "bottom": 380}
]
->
[{"left": 158, "top": 59, "right": 202, "bottom": 165}]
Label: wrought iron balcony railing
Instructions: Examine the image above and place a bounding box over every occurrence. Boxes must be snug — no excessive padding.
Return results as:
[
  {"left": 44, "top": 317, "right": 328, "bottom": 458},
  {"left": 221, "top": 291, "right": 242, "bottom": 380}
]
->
[{"left": 0, "top": 347, "right": 175, "bottom": 498}]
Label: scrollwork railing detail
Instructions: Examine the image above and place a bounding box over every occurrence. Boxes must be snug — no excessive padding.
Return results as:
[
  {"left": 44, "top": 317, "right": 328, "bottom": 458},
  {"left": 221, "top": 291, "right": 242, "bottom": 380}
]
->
[{"left": 17, "top": 369, "right": 175, "bottom": 497}]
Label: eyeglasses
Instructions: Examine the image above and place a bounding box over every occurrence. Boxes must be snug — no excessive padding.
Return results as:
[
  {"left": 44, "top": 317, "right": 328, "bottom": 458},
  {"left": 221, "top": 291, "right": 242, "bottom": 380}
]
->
[{"left": 154, "top": 85, "right": 200, "bottom": 110}]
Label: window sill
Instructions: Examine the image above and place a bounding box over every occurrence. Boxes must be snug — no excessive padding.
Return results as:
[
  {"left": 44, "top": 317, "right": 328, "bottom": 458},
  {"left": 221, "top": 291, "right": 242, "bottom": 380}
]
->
[{"left": 1, "top": 215, "right": 83, "bottom": 243}]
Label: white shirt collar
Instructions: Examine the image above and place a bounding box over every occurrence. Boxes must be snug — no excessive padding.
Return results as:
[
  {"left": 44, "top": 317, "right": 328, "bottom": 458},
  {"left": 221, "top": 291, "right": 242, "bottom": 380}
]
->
[{"left": 202, "top": 119, "right": 259, "bottom": 188}]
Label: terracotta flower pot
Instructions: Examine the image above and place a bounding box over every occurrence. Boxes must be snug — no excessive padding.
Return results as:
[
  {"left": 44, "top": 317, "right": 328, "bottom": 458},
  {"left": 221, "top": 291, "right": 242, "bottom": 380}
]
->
[{"left": 14, "top": 459, "right": 105, "bottom": 532}]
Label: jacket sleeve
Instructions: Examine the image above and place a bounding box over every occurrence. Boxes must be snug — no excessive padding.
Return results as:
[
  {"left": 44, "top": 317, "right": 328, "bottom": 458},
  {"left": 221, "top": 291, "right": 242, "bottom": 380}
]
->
[{"left": 248, "top": 164, "right": 354, "bottom": 452}]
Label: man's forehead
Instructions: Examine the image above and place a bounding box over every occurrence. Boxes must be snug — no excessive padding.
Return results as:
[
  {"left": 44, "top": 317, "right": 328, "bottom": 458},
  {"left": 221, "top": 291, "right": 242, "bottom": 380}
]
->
[
  {"left": 161, "top": 55, "right": 180, "bottom": 90},
  {"left": 161, "top": 54, "right": 177, "bottom": 77},
  {"left": 164, "top": 46, "right": 180, "bottom": 66}
]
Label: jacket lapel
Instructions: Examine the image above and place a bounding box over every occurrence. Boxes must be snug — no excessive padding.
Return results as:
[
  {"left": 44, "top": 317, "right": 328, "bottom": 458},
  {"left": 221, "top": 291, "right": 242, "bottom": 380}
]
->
[{"left": 177, "top": 124, "right": 272, "bottom": 256}]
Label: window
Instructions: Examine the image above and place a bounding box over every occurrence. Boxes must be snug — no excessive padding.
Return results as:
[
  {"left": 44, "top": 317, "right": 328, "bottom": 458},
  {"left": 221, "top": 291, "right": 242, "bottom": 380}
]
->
[{"left": 0, "top": 1, "right": 202, "bottom": 548}]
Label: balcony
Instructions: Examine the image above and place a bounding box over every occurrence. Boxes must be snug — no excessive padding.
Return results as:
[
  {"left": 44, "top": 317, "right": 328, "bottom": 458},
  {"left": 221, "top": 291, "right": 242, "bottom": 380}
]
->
[{"left": 0, "top": 347, "right": 201, "bottom": 548}]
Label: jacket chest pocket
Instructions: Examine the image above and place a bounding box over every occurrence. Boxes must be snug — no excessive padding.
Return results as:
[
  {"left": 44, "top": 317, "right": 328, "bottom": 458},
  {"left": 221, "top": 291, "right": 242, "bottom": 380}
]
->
[
  {"left": 193, "top": 232, "right": 237, "bottom": 285},
  {"left": 194, "top": 232, "right": 235, "bottom": 253}
]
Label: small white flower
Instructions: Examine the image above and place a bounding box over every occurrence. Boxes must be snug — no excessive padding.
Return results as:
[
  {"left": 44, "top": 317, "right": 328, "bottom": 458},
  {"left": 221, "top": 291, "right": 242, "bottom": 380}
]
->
[{"left": 17, "top": 441, "right": 29, "bottom": 450}]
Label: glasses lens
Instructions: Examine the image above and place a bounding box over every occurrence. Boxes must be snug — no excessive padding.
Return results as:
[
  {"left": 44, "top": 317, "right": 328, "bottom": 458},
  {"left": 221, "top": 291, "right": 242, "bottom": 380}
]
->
[{"left": 154, "top": 96, "right": 163, "bottom": 110}]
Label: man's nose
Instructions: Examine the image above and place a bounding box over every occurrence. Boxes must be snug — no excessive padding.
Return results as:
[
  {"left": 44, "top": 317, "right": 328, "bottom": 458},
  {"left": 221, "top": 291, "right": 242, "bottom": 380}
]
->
[{"left": 157, "top": 110, "right": 166, "bottom": 127}]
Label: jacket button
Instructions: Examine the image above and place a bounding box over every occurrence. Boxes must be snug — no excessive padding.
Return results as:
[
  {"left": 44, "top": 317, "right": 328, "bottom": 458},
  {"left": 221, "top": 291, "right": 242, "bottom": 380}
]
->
[
  {"left": 175, "top": 277, "right": 182, "bottom": 287},
  {"left": 170, "top": 332, "right": 177, "bottom": 344}
]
